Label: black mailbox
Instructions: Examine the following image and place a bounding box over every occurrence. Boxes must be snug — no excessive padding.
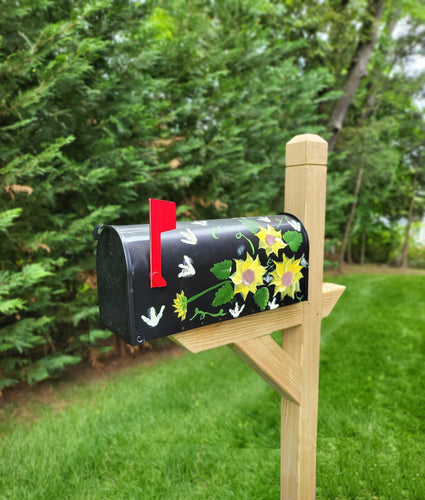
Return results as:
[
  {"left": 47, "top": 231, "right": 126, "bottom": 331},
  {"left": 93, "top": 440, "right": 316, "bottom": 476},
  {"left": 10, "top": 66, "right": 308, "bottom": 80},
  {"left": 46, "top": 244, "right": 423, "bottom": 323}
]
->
[{"left": 94, "top": 212, "right": 309, "bottom": 345}]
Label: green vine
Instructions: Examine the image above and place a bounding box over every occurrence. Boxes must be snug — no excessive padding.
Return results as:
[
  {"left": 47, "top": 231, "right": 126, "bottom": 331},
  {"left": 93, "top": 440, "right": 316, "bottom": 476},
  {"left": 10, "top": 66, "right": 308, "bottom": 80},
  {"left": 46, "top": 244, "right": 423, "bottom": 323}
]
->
[
  {"left": 189, "top": 307, "right": 226, "bottom": 321},
  {"left": 236, "top": 231, "right": 255, "bottom": 255}
]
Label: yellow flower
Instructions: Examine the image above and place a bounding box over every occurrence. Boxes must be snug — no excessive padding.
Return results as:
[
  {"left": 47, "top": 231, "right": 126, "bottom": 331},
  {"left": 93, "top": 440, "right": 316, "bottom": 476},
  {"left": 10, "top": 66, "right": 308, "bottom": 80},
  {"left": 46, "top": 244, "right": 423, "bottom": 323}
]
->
[
  {"left": 173, "top": 291, "right": 188, "bottom": 320},
  {"left": 230, "top": 253, "right": 266, "bottom": 300},
  {"left": 271, "top": 255, "right": 303, "bottom": 299},
  {"left": 255, "top": 225, "right": 287, "bottom": 257}
]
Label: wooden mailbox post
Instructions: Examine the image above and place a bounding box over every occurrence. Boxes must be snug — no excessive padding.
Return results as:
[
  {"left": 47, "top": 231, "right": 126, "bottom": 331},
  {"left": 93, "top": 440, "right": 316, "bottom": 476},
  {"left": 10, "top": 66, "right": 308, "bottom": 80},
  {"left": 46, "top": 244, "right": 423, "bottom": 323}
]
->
[
  {"left": 95, "top": 134, "right": 345, "bottom": 499},
  {"left": 171, "top": 134, "right": 345, "bottom": 499}
]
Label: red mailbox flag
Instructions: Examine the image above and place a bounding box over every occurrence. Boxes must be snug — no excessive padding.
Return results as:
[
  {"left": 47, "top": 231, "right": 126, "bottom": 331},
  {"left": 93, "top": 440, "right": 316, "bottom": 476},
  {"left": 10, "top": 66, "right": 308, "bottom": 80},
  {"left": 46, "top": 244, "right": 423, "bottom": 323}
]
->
[{"left": 149, "top": 198, "right": 176, "bottom": 288}]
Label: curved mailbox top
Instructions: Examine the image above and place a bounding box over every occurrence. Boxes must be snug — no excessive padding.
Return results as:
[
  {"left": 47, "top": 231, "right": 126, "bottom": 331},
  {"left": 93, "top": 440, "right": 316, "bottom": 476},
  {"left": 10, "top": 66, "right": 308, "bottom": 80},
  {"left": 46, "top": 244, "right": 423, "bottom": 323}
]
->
[{"left": 95, "top": 214, "right": 309, "bottom": 345}]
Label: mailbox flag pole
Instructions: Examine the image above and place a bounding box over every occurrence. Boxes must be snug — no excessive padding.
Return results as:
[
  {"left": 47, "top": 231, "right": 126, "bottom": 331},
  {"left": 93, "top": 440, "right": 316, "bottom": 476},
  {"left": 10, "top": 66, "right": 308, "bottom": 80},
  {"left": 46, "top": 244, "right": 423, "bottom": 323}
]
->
[{"left": 149, "top": 198, "right": 176, "bottom": 288}]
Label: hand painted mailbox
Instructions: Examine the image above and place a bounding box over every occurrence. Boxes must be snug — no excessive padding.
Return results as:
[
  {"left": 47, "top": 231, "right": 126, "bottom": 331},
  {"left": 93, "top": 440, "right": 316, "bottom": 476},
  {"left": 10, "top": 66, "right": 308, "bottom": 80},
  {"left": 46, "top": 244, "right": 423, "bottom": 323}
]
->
[{"left": 94, "top": 202, "right": 309, "bottom": 346}]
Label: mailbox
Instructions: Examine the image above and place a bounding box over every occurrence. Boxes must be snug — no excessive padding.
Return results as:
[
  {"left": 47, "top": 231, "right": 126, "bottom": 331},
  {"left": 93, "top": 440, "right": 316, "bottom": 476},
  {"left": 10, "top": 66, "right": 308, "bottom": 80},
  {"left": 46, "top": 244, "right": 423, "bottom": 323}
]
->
[{"left": 94, "top": 204, "right": 309, "bottom": 346}]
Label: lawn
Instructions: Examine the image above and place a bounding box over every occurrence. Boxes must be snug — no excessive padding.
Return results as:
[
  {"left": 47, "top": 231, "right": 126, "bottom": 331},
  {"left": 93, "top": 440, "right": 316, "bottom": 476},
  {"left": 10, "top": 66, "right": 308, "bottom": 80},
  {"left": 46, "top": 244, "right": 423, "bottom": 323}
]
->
[{"left": 1, "top": 273, "right": 424, "bottom": 499}]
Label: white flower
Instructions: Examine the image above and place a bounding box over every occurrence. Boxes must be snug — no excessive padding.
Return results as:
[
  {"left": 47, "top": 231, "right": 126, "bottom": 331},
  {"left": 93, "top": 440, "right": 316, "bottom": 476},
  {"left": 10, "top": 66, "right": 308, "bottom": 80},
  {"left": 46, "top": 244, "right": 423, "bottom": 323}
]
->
[
  {"left": 180, "top": 228, "right": 197, "bottom": 245},
  {"left": 258, "top": 216, "right": 271, "bottom": 223},
  {"left": 268, "top": 298, "right": 279, "bottom": 310},
  {"left": 300, "top": 253, "right": 308, "bottom": 267},
  {"left": 141, "top": 305, "right": 165, "bottom": 327},
  {"left": 237, "top": 245, "right": 245, "bottom": 256},
  {"left": 263, "top": 273, "right": 273, "bottom": 284},
  {"left": 288, "top": 219, "right": 301, "bottom": 232},
  {"left": 229, "top": 302, "right": 245, "bottom": 318},
  {"left": 178, "top": 255, "right": 196, "bottom": 278},
  {"left": 192, "top": 220, "right": 207, "bottom": 226}
]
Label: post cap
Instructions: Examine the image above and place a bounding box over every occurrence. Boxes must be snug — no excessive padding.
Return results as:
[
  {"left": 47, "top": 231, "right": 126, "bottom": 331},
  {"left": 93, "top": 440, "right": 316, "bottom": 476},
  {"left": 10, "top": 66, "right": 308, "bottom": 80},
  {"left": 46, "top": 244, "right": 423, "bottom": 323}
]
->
[{"left": 286, "top": 134, "right": 328, "bottom": 167}]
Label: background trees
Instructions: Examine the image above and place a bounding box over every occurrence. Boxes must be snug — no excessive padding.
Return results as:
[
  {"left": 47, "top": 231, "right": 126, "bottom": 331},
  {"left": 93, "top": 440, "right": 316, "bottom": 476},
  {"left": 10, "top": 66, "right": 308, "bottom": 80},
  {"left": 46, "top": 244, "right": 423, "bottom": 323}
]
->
[{"left": 1, "top": 0, "right": 424, "bottom": 390}]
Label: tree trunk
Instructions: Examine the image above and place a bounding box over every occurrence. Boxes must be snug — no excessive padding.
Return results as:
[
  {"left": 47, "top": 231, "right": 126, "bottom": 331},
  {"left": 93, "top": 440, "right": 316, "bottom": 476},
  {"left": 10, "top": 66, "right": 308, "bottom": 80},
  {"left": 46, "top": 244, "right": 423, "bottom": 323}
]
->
[
  {"left": 360, "top": 228, "right": 367, "bottom": 265},
  {"left": 400, "top": 175, "right": 418, "bottom": 269},
  {"left": 359, "top": 12, "right": 398, "bottom": 122},
  {"left": 328, "top": 0, "right": 385, "bottom": 151},
  {"left": 347, "top": 237, "right": 353, "bottom": 264},
  {"left": 339, "top": 166, "right": 364, "bottom": 271}
]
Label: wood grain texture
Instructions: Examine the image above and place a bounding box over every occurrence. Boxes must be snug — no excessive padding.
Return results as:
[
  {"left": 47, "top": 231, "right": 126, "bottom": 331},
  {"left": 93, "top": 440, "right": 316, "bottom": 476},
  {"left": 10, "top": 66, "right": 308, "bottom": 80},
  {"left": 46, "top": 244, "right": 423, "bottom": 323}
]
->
[
  {"left": 171, "top": 302, "right": 303, "bottom": 353},
  {"left": 231, "top": 335, "right": 302, "bottom": 403},
  {"left": 281, "top": 134, "right": 328, "bottom": 500},
  {"left": 285, "top": 134, "right": 328, "bottom": 167},
  {"left": 321, "top": 282, "right": 345, "bottom": 318}
]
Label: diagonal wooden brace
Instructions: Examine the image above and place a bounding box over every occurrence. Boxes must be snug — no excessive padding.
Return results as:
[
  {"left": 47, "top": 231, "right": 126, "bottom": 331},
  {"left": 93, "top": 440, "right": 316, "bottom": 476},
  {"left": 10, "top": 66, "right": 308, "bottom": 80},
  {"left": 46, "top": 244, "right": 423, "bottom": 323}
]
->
[
  {"left": 230, "top": 335, "right": 302, "bottom": 404},
  {"left": 229, "top": 282, "right": 344, "bottom": 405}
]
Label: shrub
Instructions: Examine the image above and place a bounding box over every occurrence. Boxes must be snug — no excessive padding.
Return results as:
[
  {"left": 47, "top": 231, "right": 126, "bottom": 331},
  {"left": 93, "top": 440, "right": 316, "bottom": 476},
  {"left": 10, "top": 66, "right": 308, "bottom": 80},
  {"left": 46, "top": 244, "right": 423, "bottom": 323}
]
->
[{"left": 0, "top": 0, "right": 333, "bottom": 390}]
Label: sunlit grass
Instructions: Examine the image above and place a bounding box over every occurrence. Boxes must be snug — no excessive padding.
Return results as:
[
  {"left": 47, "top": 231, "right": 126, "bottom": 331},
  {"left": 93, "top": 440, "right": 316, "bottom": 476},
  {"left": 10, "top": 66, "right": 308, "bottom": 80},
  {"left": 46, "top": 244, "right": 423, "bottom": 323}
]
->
[
  {"left": 1, "top": 273, "right": 424, "bottom": 499},
  {"left": 317, "top": 273, "right": 425, "bottom": 499}
]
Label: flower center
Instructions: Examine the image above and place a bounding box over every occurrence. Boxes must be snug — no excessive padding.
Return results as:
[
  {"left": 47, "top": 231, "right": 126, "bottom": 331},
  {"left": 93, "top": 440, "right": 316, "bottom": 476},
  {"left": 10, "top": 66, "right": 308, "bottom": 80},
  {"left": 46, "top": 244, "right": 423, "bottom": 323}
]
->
[
  {"left": 242, "top": 269, "right": 255, "bottom": 286},
  {"left": 265, "top": 234, "right": 276, "bottom": 246},
  {"left": 281, "top": 271, "right": 293, "bottom": 288}
]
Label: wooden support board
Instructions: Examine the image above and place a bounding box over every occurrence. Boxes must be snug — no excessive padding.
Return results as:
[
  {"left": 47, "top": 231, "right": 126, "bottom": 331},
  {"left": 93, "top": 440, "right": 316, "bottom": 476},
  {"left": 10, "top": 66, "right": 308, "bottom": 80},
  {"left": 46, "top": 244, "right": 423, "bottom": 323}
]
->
[{"left": 171, "top": 134, "right": 345, "bottom": 500}]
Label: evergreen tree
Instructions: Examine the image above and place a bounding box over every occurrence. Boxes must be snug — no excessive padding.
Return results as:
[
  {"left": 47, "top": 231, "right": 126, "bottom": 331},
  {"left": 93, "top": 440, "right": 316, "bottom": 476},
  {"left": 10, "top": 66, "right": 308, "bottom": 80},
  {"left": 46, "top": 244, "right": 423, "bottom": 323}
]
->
[{"left": 0, "top": 0, "right": 333, "bottom": 390}]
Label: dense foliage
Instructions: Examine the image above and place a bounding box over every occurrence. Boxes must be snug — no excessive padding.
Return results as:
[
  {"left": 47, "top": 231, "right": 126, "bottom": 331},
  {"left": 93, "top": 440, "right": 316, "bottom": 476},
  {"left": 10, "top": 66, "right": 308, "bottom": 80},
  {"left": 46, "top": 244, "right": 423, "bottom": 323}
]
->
[{"left": 1, "top": 0, "right": 424, "bottom": 390}]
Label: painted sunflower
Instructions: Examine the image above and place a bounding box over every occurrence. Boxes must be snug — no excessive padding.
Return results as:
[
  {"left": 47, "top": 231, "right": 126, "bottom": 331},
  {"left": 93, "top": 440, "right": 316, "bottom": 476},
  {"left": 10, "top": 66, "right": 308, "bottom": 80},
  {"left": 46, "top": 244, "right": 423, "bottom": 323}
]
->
[
  {"left": 173, "top": 290, "right": 188, "bottom": 321},
  {"left": 271, "top": 255, "right": 303, "bottom": 299},
  {"left": 230, "top": 254, "right": 266, "bottom": 300},
  {"left": 255, "top": 225, "right": 287, "bottom": 257}
]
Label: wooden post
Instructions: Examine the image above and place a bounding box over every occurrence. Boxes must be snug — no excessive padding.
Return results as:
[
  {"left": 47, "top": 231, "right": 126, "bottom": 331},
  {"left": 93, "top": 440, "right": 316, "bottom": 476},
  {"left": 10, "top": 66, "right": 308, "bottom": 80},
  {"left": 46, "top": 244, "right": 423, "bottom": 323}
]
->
[
  {"left": 281, "top": 134, "right": 328, "bottom": 499},
  {"left": 172, "top": 133, "right": 344, "bottom": 500}
]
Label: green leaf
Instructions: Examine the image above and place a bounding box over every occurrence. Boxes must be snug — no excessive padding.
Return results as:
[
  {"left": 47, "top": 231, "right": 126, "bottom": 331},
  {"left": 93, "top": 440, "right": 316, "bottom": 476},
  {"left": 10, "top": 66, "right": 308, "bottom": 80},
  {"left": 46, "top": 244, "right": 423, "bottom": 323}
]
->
[
  {"left": 283, "top": 231, "right": 303, "bottom": 252},
  {"left": 0, "top": 298, "right": 26, "bottom": 315},
  {"left": 72, "top": 306, "right": 99, "bottom": 327},
  {"left": 0, "top": 378, "right": 19, "bottom": 390},
  {"left": 80, "top": 329, "right": 113, "bottom": 345},
  {"left": 0, "top": 208, "right": 22, "bottom": 232},
  {"left": 26, "top": 365, "right": 49, "bottom": 385},
  {"left": 21, "top": 263, "right": 53, "bottom": 283},
  {"left": 254, "top": 287, "right": 269, "bottom": 311},
  {"left": 210, "top": 260, "right": 233, "bottom": 280},
  {"left": 212, "top": 281, "right": 234, "bottom": 307},
  {"left": 239, "top": 218, "right": 260, "bottom": 234}
]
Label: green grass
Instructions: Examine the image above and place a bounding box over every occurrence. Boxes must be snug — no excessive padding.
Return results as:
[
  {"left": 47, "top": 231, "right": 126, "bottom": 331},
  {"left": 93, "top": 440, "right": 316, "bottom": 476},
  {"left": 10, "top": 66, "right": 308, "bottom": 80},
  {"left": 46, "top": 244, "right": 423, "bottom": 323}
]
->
[
  {"left": 1, "top": 273, "right": 425, "bottom": 499},
  {"left": 317, "top": 273, "right": 425, "bottom": 499}
]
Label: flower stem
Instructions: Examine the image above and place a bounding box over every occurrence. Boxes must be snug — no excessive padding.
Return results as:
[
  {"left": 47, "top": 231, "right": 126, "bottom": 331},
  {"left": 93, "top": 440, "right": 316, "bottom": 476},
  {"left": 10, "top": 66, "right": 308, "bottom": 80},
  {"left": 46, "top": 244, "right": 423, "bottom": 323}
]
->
[{"left": 187, "top": 281, "right": 229, "bottom": 303}]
